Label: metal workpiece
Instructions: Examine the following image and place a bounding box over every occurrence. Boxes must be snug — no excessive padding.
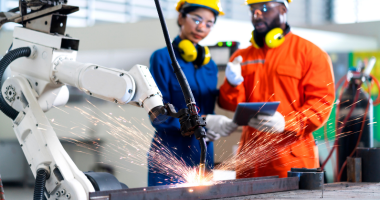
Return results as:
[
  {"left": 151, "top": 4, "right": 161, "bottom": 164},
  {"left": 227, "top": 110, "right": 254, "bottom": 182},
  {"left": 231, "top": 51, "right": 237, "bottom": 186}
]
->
[
  {"left": 89, "top": 176, "right": 299, "bottom": 200},
  {"left": 288, "top": 168, "right": 324, "bottom": 190},
  {"left": 356, "top": 148, "right": 380, "bottom": 182},
  {"left": 347, "top": 157, "right": 362, "bottom": 182}
]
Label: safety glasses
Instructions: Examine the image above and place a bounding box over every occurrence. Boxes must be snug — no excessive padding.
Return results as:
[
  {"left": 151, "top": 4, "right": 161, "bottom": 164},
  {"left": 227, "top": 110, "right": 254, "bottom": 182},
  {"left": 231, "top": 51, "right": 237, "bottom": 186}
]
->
[
  {"left": 186, "top": 13, "right": 215, "bottom": 29},
  {"left": 250, "top": 3, "right": 281, "bottom": 15}
]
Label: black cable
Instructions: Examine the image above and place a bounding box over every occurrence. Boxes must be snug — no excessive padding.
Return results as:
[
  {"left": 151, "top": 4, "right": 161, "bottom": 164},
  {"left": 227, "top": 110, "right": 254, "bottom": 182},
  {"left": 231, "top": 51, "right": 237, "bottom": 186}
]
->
[
  {"left": 0, "top": 47, "right": 31, "bottom": 120},
  {"left": 153, "top": 0, "right": 195, "bottom": 107},
  {"left": 153, "top": 0, "right": 207, "bottom": 174},
  {"left": 34, "top": 169, "right": 49, "bottom": 200},
  {"left": 197, "top": 127, "right": 207, "bottom": 164}
]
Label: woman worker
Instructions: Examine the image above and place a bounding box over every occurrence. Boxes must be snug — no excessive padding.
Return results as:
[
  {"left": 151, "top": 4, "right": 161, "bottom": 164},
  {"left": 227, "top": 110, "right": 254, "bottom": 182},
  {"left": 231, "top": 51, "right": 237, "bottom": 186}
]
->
[{"left": 148, "top": 0, "right": 237, "bottom": 186}]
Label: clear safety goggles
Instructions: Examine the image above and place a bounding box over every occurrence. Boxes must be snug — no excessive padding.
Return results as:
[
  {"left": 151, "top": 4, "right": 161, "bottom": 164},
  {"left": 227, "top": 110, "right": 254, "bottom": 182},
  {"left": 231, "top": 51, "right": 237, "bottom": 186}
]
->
[
  {"left": 250, "top": 3, "right": 281, "bottom": 15},
  {"left": 186, "top": 13, "right": 215, "bottom": 29}
]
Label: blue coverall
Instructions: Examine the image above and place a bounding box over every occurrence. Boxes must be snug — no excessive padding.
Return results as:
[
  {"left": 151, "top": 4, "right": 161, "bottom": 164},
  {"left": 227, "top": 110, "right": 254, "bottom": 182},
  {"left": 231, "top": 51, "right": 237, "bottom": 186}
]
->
[{"left": 148, "top": 36, "right": 219, "bottom": 186}]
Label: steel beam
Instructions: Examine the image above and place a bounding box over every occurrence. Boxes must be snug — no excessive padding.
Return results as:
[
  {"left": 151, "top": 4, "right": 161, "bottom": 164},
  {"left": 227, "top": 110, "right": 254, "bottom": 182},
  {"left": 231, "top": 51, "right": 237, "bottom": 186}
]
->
[{"left": 89, "top": 176, "right": 299, "bottom": 200}]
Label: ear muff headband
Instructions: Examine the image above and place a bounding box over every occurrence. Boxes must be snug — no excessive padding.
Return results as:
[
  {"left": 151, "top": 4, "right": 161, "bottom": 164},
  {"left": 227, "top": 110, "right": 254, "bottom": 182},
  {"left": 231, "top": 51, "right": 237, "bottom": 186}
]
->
[
  {"left": 251, "top": 28, "right": 285, "bottom": 49},
  {"left": 174, "top": 39, "right": 211, "bottom": 67}
]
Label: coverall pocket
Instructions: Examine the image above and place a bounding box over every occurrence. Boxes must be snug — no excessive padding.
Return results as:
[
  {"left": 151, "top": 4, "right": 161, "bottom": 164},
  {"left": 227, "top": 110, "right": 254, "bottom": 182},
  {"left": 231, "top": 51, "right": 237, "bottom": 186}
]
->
[{"left": 276, "top": 65, "right": 302, "bottom": 80}]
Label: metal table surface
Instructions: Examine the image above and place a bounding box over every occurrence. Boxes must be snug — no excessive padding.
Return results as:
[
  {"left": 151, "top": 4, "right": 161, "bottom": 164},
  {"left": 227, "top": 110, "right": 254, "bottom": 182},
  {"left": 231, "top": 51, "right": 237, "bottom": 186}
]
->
[
  {"left": 90, "top": 176, "right": 299, "bottom": 200},
  {"left": 218, "top": 182, "right": 380, "bottom": 199}
]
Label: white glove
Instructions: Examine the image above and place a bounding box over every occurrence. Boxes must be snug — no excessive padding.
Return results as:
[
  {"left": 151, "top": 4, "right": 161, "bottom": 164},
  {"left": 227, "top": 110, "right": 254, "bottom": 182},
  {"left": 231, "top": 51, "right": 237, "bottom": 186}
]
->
[
  {"left": 205, "top": 131, "right": 221, "bottom": 142},
  {"left": 248, "top": 111, "right": 285, "bottom": 133},
  {"left": 205, "top": 115, "right": 238, "bottom": 137},
  {"left": 225, "top": 56, "right": 244, "bottom": 86}
]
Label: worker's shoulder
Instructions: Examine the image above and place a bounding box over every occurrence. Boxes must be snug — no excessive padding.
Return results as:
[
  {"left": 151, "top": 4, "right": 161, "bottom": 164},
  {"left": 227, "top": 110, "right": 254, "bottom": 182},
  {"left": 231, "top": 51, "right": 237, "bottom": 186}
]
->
[
  {"left": 151, "top": 47, "right": 171, "bottom": 60},
  {"left": 150, "top": 47, "right": 172, "bottom": 69},
  {"left": 290, "top": 33, "right": 327, "bottom": 56}
]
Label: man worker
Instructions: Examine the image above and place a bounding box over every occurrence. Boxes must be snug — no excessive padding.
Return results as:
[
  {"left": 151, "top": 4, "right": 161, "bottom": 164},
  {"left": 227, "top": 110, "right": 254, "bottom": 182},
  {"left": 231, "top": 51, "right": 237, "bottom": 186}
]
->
[{"left": 219, "top": 0, "right": 335, "bottom": 178}]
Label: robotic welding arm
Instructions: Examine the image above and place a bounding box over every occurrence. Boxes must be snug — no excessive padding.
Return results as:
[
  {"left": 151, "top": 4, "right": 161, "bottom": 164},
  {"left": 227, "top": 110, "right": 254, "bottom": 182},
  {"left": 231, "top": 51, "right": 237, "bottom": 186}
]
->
[
  {"left": 0, "top": 1, "right": 206, "bottom": 199},
  {"left": 52, "top": 60, "right": 168, "bottom": 124},
  {"left": 2, "top": 24, "right": 166, "bottom": 122},
  {"left": 0, "top": 36, "right": 166, "bottom": 200},
  {"left": 0, "top": 2, "right": 166, "bottom": 199}
]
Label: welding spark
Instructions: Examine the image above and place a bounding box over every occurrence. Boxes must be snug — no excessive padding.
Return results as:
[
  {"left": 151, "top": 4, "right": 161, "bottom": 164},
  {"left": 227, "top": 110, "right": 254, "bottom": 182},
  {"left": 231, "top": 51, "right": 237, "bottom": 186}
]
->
[{"left": 47, "top": 94, "right": 349, "bottom": 188}]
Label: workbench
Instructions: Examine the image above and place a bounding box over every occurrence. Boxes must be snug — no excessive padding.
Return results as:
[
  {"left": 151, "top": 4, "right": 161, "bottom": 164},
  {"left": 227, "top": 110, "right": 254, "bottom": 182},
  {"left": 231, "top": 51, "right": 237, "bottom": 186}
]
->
[
  {"left": 219, "top": 182, "right": 380, "bottom": 199},
  {"left": 90, "top": 175, "right": 380, "bottom": 200}
]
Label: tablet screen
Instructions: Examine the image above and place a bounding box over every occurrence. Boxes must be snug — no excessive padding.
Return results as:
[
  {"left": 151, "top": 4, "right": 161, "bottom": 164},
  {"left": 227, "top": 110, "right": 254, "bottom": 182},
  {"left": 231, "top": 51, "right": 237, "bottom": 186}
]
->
[{"left": 233, "top": 102, "right": 280, "bottom": 126}]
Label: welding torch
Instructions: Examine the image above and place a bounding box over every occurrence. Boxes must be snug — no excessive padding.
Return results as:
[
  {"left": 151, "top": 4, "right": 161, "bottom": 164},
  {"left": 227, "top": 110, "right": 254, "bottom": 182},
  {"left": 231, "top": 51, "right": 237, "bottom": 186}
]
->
[{"left": 152, "top": 0, "right": 208, "bottom": 180}]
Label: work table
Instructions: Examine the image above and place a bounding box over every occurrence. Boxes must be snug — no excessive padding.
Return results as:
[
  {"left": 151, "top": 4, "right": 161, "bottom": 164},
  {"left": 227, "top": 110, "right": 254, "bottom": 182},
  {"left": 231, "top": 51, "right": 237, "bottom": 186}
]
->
[{"left": 219, "top": 182, "right": 380, "bottom": 199}]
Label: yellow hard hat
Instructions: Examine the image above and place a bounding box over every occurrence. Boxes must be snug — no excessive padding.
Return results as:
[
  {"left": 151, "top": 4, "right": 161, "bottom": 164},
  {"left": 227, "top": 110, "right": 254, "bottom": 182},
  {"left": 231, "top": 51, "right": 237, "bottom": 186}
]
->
[
  {"left": 246, "top": 0, "right": 292, "bottom": 8},
  {"left": 176, "top": 0, "right": 225, "bottom": 16}
]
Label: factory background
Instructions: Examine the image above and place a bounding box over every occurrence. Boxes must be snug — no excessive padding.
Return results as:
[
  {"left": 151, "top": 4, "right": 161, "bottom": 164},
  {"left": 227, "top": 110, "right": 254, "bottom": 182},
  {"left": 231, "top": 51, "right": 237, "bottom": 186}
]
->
[{"left": 0, "top": 0, "right": 380, "bottom": 198}]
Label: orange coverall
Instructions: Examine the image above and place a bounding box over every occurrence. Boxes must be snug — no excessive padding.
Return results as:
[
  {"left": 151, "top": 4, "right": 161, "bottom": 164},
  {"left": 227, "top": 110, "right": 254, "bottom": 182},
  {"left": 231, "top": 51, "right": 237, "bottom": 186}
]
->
[{"left": 219, "top": 32, "right": 335, "bottom": 178}]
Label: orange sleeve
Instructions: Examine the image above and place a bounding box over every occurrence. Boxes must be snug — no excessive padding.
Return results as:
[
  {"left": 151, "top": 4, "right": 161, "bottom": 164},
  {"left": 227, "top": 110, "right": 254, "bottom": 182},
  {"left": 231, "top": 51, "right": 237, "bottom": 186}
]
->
[
  {"left": 218, "top": 50, "right": 247, "bottom": 112},
  {"left": 284, "top": 51, "right": 335, "bottom": 136}
]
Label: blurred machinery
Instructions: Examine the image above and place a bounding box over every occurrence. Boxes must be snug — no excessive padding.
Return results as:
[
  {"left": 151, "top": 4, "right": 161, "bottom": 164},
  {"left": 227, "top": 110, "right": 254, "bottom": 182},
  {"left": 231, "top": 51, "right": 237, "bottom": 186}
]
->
[
  {"left": 209, "top": 41, "right": 240, "bottom": 71},
  {"left": 322, "top": 57, "right": 380, "bottom": 182},
  {"left": 0, "top": 174, "right": 5, "bottom": 200}
]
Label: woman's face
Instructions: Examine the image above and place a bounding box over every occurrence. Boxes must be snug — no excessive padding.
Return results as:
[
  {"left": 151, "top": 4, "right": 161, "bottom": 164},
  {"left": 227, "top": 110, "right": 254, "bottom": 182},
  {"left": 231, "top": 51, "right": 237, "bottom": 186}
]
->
[{"left": 178, "top": 8, "right": 215, "bottom": 44}]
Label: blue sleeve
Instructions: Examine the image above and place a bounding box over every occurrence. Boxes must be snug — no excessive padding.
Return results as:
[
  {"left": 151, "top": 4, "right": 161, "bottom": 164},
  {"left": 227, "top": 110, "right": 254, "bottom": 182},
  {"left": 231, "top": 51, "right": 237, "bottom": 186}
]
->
[{"left": 149, "top": 50, "right": 181, "bottom": 134}]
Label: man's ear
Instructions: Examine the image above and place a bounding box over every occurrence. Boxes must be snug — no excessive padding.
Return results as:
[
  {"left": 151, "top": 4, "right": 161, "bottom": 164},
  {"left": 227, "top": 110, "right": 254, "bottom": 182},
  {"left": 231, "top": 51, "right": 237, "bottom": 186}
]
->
[{"left": 279, "top": 4, "right": 287, "bottom": 15}]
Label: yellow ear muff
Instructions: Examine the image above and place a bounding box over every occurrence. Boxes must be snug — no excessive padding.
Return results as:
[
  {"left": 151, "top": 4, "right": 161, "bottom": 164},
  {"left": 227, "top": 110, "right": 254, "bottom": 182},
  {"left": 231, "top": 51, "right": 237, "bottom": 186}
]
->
[
  {"left": 202, "top": 46, "right": 211, "bottom": 66},
  {"left": 178, "top": 39, "right": 197, "bottom": 62},
  {"left": 265, "top": 28, "right": 285, "bottom": 48}
]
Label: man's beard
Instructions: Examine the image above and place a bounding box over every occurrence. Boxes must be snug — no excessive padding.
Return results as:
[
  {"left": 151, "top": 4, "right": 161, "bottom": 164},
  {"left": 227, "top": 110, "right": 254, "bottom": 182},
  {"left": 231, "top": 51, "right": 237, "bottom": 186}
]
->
[{"left": 255, "top": 17, "right": 281, "bottom": 37}]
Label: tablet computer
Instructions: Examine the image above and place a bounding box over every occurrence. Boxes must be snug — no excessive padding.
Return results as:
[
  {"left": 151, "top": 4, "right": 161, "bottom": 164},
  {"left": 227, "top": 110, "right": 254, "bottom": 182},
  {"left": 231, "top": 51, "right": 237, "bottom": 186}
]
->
[{"left": 233, "top": 102, "right": 280, "bottom": 126}]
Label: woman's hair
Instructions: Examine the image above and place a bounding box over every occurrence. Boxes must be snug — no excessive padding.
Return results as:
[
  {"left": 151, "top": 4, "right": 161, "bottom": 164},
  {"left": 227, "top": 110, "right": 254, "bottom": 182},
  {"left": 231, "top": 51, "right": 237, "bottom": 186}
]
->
[{"left": 177, "top": 6, "right": 217, "bottom": 27}]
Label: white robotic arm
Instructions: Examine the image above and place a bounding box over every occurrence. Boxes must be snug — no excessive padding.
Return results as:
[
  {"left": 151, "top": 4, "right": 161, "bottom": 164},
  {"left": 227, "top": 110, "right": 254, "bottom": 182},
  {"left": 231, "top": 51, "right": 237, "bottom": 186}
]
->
[
  {"left": 52, "top": 60, "right": 164, "bottom": 116},
  {"left": 4, "top": 26, "right": 166, "bottom": 118},
  {"left": 1, "top": 1, "right": 207, "bottom": 199},
  {"left": 0, "top": 12, "right": 166, "bottom": 200}
]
